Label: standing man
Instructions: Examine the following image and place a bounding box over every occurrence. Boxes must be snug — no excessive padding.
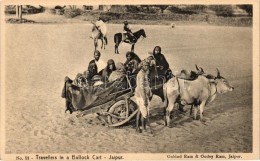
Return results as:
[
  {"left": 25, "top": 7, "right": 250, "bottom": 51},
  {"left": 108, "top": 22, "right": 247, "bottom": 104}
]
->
[
  {"left": 135, "top": 61, "right": 153, "bottom": 134},
  {"left": 88, "top": 50, "right": 106, "bottom": 74}
]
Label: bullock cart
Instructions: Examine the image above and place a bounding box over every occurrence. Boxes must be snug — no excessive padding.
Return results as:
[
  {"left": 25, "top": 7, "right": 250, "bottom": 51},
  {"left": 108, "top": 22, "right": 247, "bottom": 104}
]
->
[
  {"left": 76, "top": 88, "right": 139, "bottom": 127},
  {"left": 62, "top": 75, "right": 140, "bottom": 127},
  {"left": 62, "top": 72, "right": 166, "bottom": 127}
]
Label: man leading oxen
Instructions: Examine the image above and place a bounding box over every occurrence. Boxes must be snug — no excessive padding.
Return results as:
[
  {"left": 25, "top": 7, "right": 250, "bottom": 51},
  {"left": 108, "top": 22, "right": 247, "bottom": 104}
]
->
[
  {"left": 135, "top": 61, "right": 153, "bottom": 135},
  {"left": 163, "top": 68, "right": 234, "bottom": 127}
]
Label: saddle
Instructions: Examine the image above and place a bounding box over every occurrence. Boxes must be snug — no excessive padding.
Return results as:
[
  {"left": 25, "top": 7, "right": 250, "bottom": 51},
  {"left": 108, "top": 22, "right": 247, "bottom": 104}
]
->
[{"left": 123, "top": 33, "right": 137, "bottom": 44}]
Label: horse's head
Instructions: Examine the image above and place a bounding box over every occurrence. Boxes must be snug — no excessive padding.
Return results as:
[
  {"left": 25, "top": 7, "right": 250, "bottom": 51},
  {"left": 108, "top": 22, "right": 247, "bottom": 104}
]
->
[
  {"left": 134, "top": 29, "right": 146, "bottom": 39},
  {"left": 140, "top": 29, "right": 146, "bottom": 38}
]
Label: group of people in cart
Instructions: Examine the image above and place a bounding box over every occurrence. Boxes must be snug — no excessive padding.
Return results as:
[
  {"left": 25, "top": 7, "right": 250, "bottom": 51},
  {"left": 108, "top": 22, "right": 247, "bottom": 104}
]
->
[
  {"left": 74, "top": 19, "right": 173, "bottom": 134},
  {"left": 75, "top": 45, "right": 172, "bottom": 134}
]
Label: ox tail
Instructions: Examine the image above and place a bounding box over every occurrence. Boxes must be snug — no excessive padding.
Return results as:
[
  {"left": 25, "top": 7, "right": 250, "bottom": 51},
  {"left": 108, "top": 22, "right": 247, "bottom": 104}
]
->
[{"left": 163, "top": 83, "right": 169, "bottom": 110}]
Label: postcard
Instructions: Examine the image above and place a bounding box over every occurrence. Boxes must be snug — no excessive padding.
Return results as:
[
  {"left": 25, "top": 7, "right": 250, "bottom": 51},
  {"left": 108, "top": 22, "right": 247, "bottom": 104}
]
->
[{"left": 1, "top": 0, "right": 259, "bottom": 160}]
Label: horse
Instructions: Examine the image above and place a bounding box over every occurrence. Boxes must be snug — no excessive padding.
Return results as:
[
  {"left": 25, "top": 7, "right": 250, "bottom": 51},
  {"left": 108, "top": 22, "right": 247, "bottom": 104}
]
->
[
  {"left": 91, "top": 23, "right": 108, "bottom": 51},
  {"left": 114, "top": 29, "right": 146, "bottom": 54}
]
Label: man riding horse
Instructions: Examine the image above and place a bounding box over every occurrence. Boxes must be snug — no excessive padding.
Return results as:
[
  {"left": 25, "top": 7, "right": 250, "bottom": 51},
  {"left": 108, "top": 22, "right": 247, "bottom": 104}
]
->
[
  {"left": 114, "top": 28, "right": 146, "bottom": 54},
  {"left": 123, "top": 21, "right": 137, "bottom": 43},
  {"left": 95, "top": 17, "right": 105, "bottom": 32},
  {"left": 91, "top": 17, "right": 108, "bottom": 50}
]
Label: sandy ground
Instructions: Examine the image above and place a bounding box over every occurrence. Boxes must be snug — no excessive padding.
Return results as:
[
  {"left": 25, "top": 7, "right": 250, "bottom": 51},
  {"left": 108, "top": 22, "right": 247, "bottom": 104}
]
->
[{"left": 4, "top": 13, "right": 252, "bottom": 153}]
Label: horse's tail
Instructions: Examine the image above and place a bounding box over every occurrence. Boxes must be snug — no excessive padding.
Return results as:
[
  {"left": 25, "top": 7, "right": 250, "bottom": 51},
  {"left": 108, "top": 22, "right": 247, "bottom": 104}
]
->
[
  {"left": 114, "top": 33, "right": 122, "bottom": 44},
  {"left": 114, "top": 34, "right": 118, "bottom": 43},
  {"left": 104, "top": 36, "right": 108, "bottom": 45}
]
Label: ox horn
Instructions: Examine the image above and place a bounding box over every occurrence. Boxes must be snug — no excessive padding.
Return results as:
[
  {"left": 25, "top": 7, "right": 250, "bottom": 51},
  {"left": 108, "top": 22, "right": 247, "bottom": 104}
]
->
[
  {"left": 195, "top": 64, "right": 200, "bottom": 71},
  {"left": 216, "top": 68, "right": 220, "bottom": 78},
  {"left": 200, "top": 67, "right": 204, "bottom": 73}
]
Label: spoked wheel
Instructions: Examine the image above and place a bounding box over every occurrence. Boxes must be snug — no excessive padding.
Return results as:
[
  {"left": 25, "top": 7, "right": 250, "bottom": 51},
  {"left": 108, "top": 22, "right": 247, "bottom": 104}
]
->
[{"left": 107, "top": 99, "right": 138, "bottom": 127}]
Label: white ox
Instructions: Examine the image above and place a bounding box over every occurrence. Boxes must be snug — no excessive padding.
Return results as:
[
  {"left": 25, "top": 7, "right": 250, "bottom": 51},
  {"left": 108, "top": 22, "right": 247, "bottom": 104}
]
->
[{"left": 163, "top": 68, "right": 234, "bottom": 127}]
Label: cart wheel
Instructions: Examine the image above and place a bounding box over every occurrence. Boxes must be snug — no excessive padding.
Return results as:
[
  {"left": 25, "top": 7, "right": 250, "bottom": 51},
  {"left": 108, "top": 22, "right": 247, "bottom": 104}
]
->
[{"left": 107, "top": 99, "right": 138, "bottom": 126}]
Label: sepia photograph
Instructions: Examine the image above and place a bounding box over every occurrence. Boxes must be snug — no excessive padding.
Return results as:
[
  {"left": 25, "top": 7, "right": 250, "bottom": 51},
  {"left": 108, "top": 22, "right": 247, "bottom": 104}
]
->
[{"left": 1, "top": 0, "right": 259, "bottom": 160}]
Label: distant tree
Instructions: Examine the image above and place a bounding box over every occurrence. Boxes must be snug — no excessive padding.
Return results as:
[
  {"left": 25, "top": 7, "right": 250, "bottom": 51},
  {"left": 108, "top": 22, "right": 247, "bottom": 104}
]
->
[
  {"left": 140, "top": 5, "right": 150, "bottom": 13},
  {"left": 186, "top": 5, "right": 207, "bottom": 13},
  {"left": 157, "top": 5, "right": 169, "bottom": 13},
  {"left": 16, "top": 5, "right": 22, "bottom": 20},
  {"left": 237, "top": 5, "right": 253, "bottom": 16},
  {"left": 109, "top": 5, "right": 128, "bottom": 13},
  {"left": 126, "top": 5, "right": 139, "bottom": 13},
  {"left": 209, "top": 5, "right": 233, "bottom": 17},
  {"left": 167, "top": 5, "right": 196, "bottom": 14}
]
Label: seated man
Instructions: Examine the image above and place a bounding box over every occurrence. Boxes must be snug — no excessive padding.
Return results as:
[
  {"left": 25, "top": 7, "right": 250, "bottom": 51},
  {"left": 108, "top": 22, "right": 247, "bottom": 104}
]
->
[
  {"left": 152, "top": 46, "right": 173, "bottom": 81},
  {"left": 88, "top": 50, "right": 106, "bottom": 74},
  {"left": 152, "top": 46, "right": 184, "bottom": 112},
  {"left": 124, "top": 51, "right": 141, "bottom": 74},
  {"left": 108, "top": 62, "right": 126, "bottom": 82},
  {"left": 91, "top": 75, "right": 104, "bottom": 87},
  {"left": 99, "top": 59, "right": 116, "bottom": 83},
  {"left": 152, "top": 46, "right": 169, "bottom": 75},
  {"left": 84, "top": 62, "right": 98, "bottom": 83},
  {"left": 74, "top": 73, "right": 88, "bottom": 88}
]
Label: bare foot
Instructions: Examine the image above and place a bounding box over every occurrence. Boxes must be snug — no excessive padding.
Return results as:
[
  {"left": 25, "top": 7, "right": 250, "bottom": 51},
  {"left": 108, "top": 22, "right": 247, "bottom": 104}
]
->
[{"left": 136, "top": 128, "right": 142, "bottom": 133}]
